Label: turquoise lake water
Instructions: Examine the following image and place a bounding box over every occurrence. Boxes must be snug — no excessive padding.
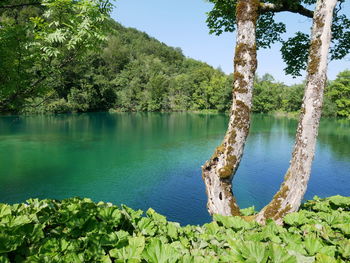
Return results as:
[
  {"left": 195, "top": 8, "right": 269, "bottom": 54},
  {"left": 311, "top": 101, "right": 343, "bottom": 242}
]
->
[{"left": 0, "top": 113, "right": 349, "bottom": 225}]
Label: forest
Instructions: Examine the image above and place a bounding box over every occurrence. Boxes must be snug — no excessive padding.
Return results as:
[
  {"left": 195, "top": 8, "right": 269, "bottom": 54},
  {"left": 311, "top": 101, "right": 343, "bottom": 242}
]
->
[{"left": 1, "top": 1, "right": 349, "bottom": 117}]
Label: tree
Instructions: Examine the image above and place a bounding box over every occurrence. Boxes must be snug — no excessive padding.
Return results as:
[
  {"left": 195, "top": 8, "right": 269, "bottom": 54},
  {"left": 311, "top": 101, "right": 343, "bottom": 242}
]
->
[
  {"left": 203, "top": 0, "right": 313, "bottom": 217},
  {"left": 281, "top": 84, "right": 304, "bottom": 112},
  {"left": 256, "top": 0, "right": 339, "bottom": 224},
  {"left": 0, "top": 0, "right": 112, "bottom": 112},
  {"left": 202, "top": 0, "right": 259, "bottom": 216},
  {"left": 252, "top": 74, "right": 284, "bottom": 113},
  {"left": 203, "top": 0, "right": 350, "bottom": 218},
  {"left": 326, "top": 70, "right": 350, "bottom": 118}
]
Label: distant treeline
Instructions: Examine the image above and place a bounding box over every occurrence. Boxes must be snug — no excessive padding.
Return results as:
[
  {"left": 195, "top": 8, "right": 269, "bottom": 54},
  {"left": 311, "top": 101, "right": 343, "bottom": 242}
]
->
[{"left": 0, "top": 5, "right": 349, "bottom": 117}]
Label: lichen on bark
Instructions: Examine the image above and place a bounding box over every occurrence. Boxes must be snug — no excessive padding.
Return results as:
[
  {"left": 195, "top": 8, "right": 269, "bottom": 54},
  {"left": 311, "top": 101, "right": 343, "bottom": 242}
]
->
[
  {"left": 202, "top": 0, "right": 258, "bottom": 217},
  {"left": 255, "top": 0, "right": 338, "bottom": 225}
]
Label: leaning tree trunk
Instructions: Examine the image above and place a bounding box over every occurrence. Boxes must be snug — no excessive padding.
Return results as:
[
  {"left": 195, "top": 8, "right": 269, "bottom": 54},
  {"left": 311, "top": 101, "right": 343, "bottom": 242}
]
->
[
  {"left": 255, "top": 0, "right": 338, "bottom": 225},
  {"left": 202, "top": 0, "right": 258, "bottom": 216}
]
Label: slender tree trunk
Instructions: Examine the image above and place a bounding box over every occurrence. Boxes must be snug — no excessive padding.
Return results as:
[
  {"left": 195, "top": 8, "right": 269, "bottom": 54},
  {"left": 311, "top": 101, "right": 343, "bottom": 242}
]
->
[
  {"left": 202, "top": 0, "right": 258, "bottom": 216},
  {"left": 255, "top": 0, "right": 338, "bottom": 224}
]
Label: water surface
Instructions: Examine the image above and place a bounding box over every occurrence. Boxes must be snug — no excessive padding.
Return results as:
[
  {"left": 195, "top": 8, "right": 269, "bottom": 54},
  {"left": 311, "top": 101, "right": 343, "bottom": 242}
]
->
[{"left": 0, "top": 113, "right": 349, "bottom": 225}]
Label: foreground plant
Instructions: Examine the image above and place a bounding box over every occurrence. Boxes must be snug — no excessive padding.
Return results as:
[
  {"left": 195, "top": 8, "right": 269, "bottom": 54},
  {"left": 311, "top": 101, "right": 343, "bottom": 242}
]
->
[{"left": 0, "top": 195, "right": 349, "bottom": 262}]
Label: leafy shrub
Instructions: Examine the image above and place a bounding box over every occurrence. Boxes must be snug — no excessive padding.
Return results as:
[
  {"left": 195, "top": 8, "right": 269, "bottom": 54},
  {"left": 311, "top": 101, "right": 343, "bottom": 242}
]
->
[
  {"left": 67, "top": 88, "right": 90, "bottom": 112},
  {"left": 46, "top": 98, "right": 73, "bottom": 114},
  {"left": 0, "top": 196, "right": 349, "bottom": 262}
]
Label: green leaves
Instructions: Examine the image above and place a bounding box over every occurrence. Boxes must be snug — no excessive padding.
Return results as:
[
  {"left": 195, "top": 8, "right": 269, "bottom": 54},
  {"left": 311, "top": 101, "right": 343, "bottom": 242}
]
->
[
  {"left": 304, "top": 236, "right": 324, "bottom": 256},
  {"left": 0, "top": 0, "right": 112, "bottom": 112},
  {"left": 326, "top": 72, "right": 350, "bottom": 118},
  {"left": 206, "top": 1, "right": 349, "bottom": 77},
  {"left": 109, "top": 236, "right": 145, "bottom": 262},
  {"left": 280, "top": 32, "right": 310, "bottom": 77},
  {"left": 333, "top": 224, "right": 350, "bottom": 235},
  {"left": 0, "top": 205, "right": 11, "bottom": 218},
  {"left": 283, "top": 212, "right": 308, "bottom": 226},
  {"left": 98, "top": 206, "right": 122, "bottom": 223},
  {"left": 30, "top": 0, "right": 112, "bottom": 60},
  {"left": 269, "top": 244, "right": 297, "bottom": 263},
  {"left": 328, "top": 195, "right": 350, "bottom": 208},
  {"left": 214, "top": 214, "right": 256, "bottom": 230},
  {"left": 0, "top": 196, "right": 349, "bottom": 261},
  {"left": 240, "top": 206, "right": 256, "bottom": 216},
  {"left": 143, "top": 239, "right": 180, "bottom": 263}
]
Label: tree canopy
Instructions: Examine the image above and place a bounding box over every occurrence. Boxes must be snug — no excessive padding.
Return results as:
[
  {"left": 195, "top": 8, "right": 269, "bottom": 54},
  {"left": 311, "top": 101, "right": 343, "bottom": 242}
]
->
[
  {"left": 0, "top": 0, "right": 113, "bottom": 111},
  {"left": 206, "top": 0, "right": 350, "bottom": 76},
  {"left": 0, "top": 0, "right": 348, "bottom": 119}
]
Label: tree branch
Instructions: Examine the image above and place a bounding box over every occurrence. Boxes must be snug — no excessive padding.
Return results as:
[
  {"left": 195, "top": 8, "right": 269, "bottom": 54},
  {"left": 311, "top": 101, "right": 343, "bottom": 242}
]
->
[{"left": 260, "top": 3, "right": 314, "bottom": 18}]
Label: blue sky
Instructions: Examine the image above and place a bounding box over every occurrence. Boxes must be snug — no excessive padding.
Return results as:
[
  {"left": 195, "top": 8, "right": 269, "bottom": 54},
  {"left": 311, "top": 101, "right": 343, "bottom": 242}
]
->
[{"left": 111, "top": 0, "right": 349, "bottom": 85}]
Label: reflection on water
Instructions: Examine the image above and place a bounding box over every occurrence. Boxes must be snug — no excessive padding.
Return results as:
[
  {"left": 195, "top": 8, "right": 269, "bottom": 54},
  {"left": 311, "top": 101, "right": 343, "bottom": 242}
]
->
[{"left": 0, "top": 113, "right": 349, "bottom": 225}]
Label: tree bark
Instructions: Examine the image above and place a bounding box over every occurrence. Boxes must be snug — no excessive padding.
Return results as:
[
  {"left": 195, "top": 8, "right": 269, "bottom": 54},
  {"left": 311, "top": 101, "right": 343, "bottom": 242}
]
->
[
  {"left": 255, "top": 0, "right": 338, "bottom": 225},
  {"left": 202, "top": 0, "right": 258, "bottom": 216},
  {"left": 260, "top": 2, "right": 313, "bottom": 18}
]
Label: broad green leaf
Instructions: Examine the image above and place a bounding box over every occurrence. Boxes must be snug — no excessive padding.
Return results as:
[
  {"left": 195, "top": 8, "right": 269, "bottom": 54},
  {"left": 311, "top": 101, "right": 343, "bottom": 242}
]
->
[
  {"left": 100, "top": 255, "right": 112, "bottom": 263},
  {"left": 62, "top": 253, "right": 84, "bottom": 263},
  {"left": 109, "top": 236, "right": 145, "bottom": 262},
  {"left": 98, "top": 206, "right": 122, "bottom": 223},
  {"left": 284, "top": 212, "right": 308, "bottom": 226},
  {"left": 315, "top": 253, "right": 337, "bottom": 263},
  {"left": 167, "top": 222, "right": 179, "bottom": 239},
  {"left": 142, "top": 239, "right": 180, "bottom": 263},
  {"left": 203, "top": 221, "right": 220, "bottom": 235},
  {"left": 228, "top": 240, "right": 268, "bottom": 263},
  {"left": 137, "top": 217, "right": 157, "bottom": 236},
  {"left": 122, "top": 205, "right": 143, "bottom": 221},
  {"left": 313, "top": 202, "right": 331, "bottom": 212},
  {"left": 318, "top": 246, "right": 336, "bottom": 257},
  {"left": 286, "top": 243, "right": 307, "bottom": 255},
  {"left": 0, "top": 205, "right": 11, "bottom": 218},
  {"left": 115, "top": 230, "right": 130, "bottom": 248},
  {"left": 38, "top": 238, "right": 60, "bottom": 254},
  {"left": 280, "top": 232, "right": 302, "bottom": 245},
  {"left": 0, "top": 255, "right": 10, "bottom": 263},
  {"left": 214, "top": 214, "right": 255, "bottom": 230},
  {"left": 225, "top": 239, "right": 246, "bottom": 261},
  {"left": 333, "top": 223, "right": 350, "bottom": 235},
  {"left": 304, "top": 236, "right": 324, "bottom": 256},
  {"left": 100, "top": 232, "right": 119, "bottom": 247},
  {"left": 328, "top": 195, "right": 350, "bottom": 208},
  {"left": 240, "top": 206, "right": 256, "bottom": 216},
  {"left": 243, "top": 241, "right": 268, "bottom": 263},
  {"left": 338, "top": 239, "right": 350, "bottom": 258},
  {"left": 287, "top": 250, "right": 315, "bottom": 263},
  {"left": 269, "top": 244, "right": 297, "bottom": 263},
  {"left": 318, "top": 212, "right": 342, "bottom": 225},
  {"left": 146, "top": 208, "right": 167, "bottom": 225},
  {"left": 179, "top": 236, "right": 190, "bottom": 248},
  {"left": 0, "top": 233, "right": 23, "bottom": 253},
  {"left": 244, "top": 232, "right": 265, "bottom": 242},
  {"left": 8, "top": 215, "right": 32, "bottom": 227}
]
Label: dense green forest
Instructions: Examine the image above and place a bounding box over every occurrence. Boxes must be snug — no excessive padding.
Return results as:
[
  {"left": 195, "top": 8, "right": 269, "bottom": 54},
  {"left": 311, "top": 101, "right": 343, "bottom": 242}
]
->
[{"left": 0, "top": 2, "right": 349, "bottom": 117}]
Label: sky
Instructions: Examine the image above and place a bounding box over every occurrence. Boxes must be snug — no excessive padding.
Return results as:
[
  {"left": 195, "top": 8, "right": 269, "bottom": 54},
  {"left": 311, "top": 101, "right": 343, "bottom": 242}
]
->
[{"left": 111, "top": 0, "right": 349, "bottom": 85}]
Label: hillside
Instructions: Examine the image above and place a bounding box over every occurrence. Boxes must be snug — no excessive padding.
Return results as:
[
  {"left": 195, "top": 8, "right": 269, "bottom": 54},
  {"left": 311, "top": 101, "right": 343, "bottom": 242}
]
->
[
  {"left": 1, "top": 7, "right": 348, "bottom": 117},
  {"left": 21, "top": 21, "right": 233, "bottom": 114}
]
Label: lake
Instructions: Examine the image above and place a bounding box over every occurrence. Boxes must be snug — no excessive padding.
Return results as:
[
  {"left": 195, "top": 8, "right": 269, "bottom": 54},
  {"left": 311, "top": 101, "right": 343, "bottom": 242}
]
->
[{"left": 0, "top": 113, "right": 349, "bottom": 225}]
